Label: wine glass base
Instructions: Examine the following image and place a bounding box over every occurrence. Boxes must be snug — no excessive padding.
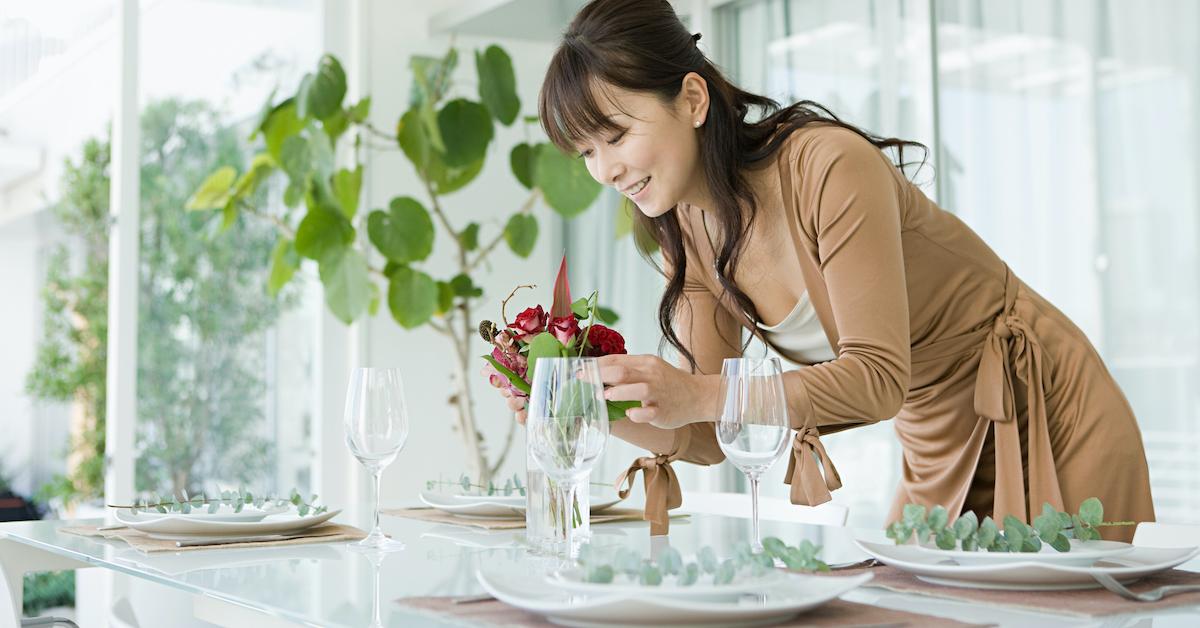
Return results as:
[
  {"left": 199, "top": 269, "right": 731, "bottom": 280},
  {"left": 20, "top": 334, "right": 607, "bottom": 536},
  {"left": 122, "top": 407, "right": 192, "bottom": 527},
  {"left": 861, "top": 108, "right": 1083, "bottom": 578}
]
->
[{"left": 349, "top": 535, "right": 406, "bottom": 553}]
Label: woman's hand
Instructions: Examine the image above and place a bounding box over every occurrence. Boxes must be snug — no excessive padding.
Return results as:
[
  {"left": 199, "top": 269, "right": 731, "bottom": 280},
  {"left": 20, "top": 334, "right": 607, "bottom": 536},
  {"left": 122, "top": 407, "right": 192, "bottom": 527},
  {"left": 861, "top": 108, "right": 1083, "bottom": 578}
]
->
[
  {"left": 482, "top": 367, "right": 528, "bottom": 425},
  {"left": 599, "top": 354, "right": 719, "bottom": 430}
]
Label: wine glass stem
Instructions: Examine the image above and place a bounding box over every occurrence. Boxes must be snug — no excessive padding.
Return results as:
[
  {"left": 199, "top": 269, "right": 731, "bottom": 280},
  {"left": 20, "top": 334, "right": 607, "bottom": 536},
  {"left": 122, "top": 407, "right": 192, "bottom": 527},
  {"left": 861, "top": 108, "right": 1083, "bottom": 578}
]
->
[
  {"left": 561, "top": 480, "right": 579, "bottom": 558},
  {"left": 749, "top": 472, "right": 762, "bottom": 553},
  {"left": 371, "top": 468, "right": 382, "bottom": 536}
]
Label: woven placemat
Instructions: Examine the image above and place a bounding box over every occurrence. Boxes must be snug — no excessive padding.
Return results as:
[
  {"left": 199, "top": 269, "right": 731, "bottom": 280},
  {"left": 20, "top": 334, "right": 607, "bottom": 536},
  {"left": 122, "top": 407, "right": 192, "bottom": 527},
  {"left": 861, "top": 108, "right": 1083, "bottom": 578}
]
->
[
  {"left": 382, "top": 507, "right": 684, "bottom": 531},
  {"left": 394, "top": 594, "right": 986, "bottom": 627},
  {"left": 59, "top": 522, "right": 367, "bottom": 553}
]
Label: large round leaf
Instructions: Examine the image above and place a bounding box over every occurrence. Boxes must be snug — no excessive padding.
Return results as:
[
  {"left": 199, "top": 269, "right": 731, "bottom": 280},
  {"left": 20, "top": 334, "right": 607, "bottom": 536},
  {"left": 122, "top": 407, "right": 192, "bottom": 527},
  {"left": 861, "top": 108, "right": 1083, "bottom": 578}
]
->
[
  {"left": 280, "top": 135, "right": 311, "bottom": 184},
  {"left": 504, "top": 214, "right": 538, "bottom": 258},
  {"left": 367, "top": 196, "right": 435, "bottom": 263},
  {"left": 429, "top": 156, "right": 483, "bottom": 195},
  {"left": 397, "top": 108, "right": 430, "bottom": 170},
  {"left": 535, "top": 143, "right": 601, "bottom": 217},
  {"left": 305, "top": 55, "right": 347, "bottom": 120},
  {"left": 510, "top": 143, "right": 535, "bottom": 189},
  {"left": 295, "top": 206, "right": 355, "bottom": 264},
  {"left": 261, "top": 98, "right": 305, "bottom": 161},
  {"left": 319, "top": 248, "right": 371, "bottom": 324},
  {"left": 388, "top": 265, "right": 438, "bottom": 329},
  {"left": 267, "top": 238, "right": 300, "bottom": 297},
  {"left": 437, "top": 99, "right": 493, "bottom": 168},
  {"left": 186, "top": 166, "right": 236, "bottom": 210},
  {"left": 331, "top": 166, "right": 362, "bottom": 219},
  {"left": 476, "top": 45, "right": 519, "bottom": 126}
]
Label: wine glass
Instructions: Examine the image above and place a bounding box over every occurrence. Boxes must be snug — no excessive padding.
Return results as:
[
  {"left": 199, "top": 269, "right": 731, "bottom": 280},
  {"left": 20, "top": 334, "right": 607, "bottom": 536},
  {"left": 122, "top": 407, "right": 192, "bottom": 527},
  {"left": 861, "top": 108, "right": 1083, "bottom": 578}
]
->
[
  {"left": 344, "top": 367, "right": 409, "bottom": 552},
  {"left": 716, "top": 357, "right": 791, "bottom": 552},
  {"left": 525, "top": 357, "right": 609, "bottom": 558}
]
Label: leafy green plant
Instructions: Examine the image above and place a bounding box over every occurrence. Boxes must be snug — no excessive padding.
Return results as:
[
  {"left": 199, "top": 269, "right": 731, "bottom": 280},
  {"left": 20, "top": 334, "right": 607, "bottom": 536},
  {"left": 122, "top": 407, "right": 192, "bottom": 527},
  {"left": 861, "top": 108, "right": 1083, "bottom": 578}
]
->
[
  {"left": 112, "top": 487, "right": 326, "bottom": 517},
  {"left": 23, "top": 571, "right": 75, "bottom": 616},
  {"left": 186, "top": 46, "right": 603, "bottom": 485},
  {"left": 886, "top": 498, "right": 1135, "bottom": 552},
  {"left": 425, "top": 472, "right": 526, "bottom": 497},
  {"left": 575, "top": 537, "right": 828, "bottom": 586}
]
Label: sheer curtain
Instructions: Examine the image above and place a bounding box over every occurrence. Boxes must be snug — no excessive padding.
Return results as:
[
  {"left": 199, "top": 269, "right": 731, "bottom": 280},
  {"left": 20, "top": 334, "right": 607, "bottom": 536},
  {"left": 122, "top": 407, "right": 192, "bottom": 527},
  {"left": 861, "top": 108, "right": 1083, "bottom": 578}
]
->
[{"left": 565, "top": 0, "right": 1199, "bottom": 527}]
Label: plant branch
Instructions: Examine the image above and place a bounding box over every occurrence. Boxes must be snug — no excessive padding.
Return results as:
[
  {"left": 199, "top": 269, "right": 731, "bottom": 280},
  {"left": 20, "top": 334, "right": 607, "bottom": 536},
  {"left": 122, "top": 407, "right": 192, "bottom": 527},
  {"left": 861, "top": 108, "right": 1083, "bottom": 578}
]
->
[
  {"left": 239, "top": 201, "right": 296, "bottom": 240},
  {"left": 500, "top": 284, "right": 537, "bottom": 327},
  {"left": 467, "top": 190, "right": 540, "bottom": 273}
]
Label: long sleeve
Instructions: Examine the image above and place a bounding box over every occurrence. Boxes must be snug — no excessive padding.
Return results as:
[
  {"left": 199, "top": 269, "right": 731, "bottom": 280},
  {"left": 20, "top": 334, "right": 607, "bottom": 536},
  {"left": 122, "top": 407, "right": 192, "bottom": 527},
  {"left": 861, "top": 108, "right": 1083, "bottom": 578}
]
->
[{"left": 780, "top": 127, "right": 912, "bottom": 504}]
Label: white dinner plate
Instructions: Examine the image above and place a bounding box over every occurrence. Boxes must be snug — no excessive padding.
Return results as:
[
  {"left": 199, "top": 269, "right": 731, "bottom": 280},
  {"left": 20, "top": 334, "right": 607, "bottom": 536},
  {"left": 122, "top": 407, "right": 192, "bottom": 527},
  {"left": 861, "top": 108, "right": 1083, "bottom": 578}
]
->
[
  {"left": 909, "top": 538, "right": 1135, "bottom": 567},
  {"left": 113, "top": 503, "right": 289, "bottom": 524},
  {"left": 855, "top": 539, "right": 1200, "bottom": 590},
  {"left": 548, "top": 566, "right": 786, "bottom": 600},
  {"left": 419, "top": 491, "right": 623, "bottom": 519},
  {"left": 113, "top": 508, "right": 340, "bottom": 537},
  {"left": 478, "top": 568, "right": 873, "bottom": 627}
]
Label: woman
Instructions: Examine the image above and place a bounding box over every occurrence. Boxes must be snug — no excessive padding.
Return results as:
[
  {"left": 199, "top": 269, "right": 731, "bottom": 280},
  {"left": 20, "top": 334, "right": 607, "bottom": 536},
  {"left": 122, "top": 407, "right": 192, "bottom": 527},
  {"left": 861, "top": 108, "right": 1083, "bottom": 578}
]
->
[{"left": 497, "top": 0, "right": 1155, "bottom": 540}]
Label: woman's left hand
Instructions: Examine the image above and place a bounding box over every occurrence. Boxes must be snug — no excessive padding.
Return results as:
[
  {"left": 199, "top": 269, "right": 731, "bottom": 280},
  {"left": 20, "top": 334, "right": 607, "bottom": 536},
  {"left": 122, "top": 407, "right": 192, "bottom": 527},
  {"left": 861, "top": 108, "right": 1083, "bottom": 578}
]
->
[{"left": 598, "top": 354, "right": 719, "bottom": 430}]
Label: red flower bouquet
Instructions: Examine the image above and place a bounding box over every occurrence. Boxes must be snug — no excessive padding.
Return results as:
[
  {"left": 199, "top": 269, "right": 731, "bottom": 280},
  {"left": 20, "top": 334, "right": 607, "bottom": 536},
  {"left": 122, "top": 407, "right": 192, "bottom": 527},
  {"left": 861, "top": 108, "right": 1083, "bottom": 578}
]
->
[{"left": 479, "top": 255, "right": 638, "bottom": 421}]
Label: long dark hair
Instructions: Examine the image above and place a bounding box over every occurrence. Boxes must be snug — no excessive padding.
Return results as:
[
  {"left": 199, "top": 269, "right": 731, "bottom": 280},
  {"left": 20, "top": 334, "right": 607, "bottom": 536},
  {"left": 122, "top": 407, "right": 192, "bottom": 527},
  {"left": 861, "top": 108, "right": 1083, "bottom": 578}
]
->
[{"left": 539, "top": 0, "right": 927, "bottom": 372}]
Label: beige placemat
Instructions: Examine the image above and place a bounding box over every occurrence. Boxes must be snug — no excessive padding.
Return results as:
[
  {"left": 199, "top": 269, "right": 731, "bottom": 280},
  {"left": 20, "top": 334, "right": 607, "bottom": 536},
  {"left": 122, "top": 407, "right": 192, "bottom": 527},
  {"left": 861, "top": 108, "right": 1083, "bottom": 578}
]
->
[
  {"left": 382, "top": 507, "right": 687, "bottom": 531},
  {"left": 59, "top": 523, "right": 367, "bottom": 553},
  {"left": 394, "top": 594, "right": 984, "bottom": 627},
  {"left": 825, "top": 564, "right": 1200, "bottom": 617}
]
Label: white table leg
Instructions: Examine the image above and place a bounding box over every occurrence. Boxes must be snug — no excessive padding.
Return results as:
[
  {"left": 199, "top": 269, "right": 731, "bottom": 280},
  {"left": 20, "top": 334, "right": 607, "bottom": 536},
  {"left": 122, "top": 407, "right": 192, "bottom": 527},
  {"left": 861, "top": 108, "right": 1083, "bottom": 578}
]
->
[{"left": 0, "top": 539, "right": 91, "bottom": 627}]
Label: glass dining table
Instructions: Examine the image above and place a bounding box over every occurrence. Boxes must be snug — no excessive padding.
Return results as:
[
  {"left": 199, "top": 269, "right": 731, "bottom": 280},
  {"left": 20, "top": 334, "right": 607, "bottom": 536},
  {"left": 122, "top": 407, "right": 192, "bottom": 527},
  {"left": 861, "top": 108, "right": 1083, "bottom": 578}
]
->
[{"left": 2, "top": 507, "right": 1198, "bottom": 627}]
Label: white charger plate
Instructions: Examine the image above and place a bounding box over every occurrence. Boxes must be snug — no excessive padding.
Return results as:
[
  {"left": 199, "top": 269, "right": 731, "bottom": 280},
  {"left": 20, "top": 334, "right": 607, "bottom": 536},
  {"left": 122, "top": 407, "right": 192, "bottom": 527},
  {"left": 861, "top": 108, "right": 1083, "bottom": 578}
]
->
[
  {"left": 548, "top": 566, "right": 786, "bottom": 600},
  {"left": 855, "top": 539, "right": 1200, "bottom": 590},
  {"left": 478, "top": 568, "right": 873, "bottom": 627},
  {"left": 419, "top": 491, "right": 622, "bottom": 519},
  {"left": 113, "top": 508, "right": 340, "bottom": 537},
  {"left": 113, "top": 503, "right": 289, "bottom": 523},
  {"left": 909, "top": 538, "right": 1135, "bottom": 567}
]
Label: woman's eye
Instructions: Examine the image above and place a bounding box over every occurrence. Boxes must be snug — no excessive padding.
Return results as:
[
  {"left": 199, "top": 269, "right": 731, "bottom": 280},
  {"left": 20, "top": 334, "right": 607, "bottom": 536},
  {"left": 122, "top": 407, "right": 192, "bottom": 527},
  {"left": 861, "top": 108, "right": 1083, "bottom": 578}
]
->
[
  {"left": 607, "top": 131, "right": 626, "bottom": 145},
  {"left": 577, "top": 148, "right": 593, "bottom": 159}
]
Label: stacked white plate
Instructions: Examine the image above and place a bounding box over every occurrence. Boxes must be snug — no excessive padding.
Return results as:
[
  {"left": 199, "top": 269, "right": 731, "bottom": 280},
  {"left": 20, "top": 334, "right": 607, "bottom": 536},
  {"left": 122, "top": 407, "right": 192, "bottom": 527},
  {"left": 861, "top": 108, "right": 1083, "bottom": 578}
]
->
[
  {"left": 112, "top": 505, "right": 341, "bottom": 543},
  {"left": 477, "top": 567, "right": 873, "bottom": 627},
  {"left": 419, "top": 490, "right": 622, "bottom": 519},
  {"left": 855, "top": 538, "right": 1200, "bottom": 590}
]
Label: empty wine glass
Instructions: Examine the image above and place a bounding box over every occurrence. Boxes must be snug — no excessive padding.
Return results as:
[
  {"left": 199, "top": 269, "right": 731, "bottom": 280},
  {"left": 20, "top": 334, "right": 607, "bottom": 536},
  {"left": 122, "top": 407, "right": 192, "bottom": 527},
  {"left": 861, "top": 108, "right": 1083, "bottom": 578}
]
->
[
  {"left": 526, "top": 357, "right": 609, "bottom": 558},
  {"left": 716, "top": 357, "right": 791, "bottom": 552},
  {"left": 344, "top": 367, "right": 409, "bottom": 552}
]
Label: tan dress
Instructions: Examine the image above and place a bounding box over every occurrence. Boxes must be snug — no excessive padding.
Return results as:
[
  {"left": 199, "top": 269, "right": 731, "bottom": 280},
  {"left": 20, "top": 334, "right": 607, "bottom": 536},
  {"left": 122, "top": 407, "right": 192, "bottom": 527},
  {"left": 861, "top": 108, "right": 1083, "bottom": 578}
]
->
[{"left": 620, "top": 124, "right": 1155, "bottom": 541}]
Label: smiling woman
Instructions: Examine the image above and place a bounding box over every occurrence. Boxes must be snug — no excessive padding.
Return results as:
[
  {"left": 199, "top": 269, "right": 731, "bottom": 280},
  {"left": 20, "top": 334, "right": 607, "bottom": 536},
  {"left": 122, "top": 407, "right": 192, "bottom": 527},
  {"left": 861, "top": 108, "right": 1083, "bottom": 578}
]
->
[{"left": 525, "top": 0, "right": 1158, "bottom": 542}]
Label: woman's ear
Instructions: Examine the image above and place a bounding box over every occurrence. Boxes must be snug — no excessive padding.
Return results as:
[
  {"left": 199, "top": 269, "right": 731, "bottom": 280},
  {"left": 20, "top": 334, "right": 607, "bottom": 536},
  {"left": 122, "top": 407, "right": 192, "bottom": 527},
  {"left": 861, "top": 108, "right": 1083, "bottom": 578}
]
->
[{"left": 679, "top": 72, "right": 709, "bottom": 127}]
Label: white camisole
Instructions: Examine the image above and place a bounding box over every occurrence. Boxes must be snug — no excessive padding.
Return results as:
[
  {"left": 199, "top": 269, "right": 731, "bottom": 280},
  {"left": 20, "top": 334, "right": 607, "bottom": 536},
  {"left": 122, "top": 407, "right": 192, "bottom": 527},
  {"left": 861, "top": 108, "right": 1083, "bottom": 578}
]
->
[{"left": 755, "top": 292, "right": 837, "bottom": 365}]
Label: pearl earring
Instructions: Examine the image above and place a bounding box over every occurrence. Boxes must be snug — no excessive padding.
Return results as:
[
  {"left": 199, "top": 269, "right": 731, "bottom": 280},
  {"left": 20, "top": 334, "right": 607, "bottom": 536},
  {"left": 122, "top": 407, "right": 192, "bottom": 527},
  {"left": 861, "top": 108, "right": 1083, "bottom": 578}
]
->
[{"left": 694, "top": 120, "right": 701, "bottom": 127}]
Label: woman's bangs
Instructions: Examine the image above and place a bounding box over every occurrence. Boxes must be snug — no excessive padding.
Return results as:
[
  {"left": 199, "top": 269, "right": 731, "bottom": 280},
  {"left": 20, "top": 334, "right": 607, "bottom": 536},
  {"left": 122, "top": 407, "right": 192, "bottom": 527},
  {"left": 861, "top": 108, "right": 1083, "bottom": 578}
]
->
[{"left": 539, "top": 51, "right": 625, "bottom": 155}]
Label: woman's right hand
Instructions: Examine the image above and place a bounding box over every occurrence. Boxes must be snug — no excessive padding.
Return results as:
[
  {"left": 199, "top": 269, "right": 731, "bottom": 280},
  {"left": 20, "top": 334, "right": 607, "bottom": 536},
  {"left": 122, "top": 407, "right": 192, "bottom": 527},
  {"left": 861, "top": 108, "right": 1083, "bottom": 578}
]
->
[{"left": 482, "top": 367, "right": 528, "bottom": 425}]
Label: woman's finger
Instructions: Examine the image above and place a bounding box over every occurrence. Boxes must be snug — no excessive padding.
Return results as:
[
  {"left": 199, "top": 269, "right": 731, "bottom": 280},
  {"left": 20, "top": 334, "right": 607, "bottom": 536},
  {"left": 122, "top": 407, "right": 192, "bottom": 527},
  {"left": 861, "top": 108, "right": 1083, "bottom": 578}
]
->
[
  {"left": 603, "top": 382, "right": 651, "bottom": 403},
  {"left": 624, "top": 406, "right": 657, "bottom": 424}
]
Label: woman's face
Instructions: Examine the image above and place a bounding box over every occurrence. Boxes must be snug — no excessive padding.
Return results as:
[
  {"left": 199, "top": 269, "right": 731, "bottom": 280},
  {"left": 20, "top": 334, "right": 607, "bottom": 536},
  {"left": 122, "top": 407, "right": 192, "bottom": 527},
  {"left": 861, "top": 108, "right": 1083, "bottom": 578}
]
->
[{"left": 574, "top": 75, "right": 709, "bottom": 218}]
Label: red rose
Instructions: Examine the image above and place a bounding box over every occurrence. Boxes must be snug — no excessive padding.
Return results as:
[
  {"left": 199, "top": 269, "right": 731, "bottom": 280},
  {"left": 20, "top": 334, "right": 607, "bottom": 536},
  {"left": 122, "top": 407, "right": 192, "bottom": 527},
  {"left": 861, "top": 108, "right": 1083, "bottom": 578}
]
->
[
  {"left": 509, "top": 305, "right": 548, "bottom": 341},
  {"left": 585, "top": 324, "right": 627, "bottom": 356},
  {"left": 548, "top": 315, "right": 581, "bottom": 346}
]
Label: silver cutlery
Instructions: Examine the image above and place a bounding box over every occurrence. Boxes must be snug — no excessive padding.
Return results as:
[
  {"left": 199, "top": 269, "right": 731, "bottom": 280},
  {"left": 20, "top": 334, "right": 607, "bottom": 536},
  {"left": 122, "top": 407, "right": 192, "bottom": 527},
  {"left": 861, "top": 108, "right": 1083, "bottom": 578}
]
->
[{"left": 1092, "top": 572, "right": 1200, "bottom": 602}]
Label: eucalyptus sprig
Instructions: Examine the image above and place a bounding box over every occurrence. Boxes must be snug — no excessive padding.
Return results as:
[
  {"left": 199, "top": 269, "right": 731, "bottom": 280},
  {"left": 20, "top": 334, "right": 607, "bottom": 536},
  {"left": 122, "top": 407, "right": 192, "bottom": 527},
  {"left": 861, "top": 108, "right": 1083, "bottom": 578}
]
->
[
  {"left": 575, "top": 537, "right": 828, "bottom": 587},
  {"left": 425, "top": 472, "right": 526, "bottom": 497},
  {"left": 111, "top": 487, "right": 327, "bottom": 517},
  {"left": 886, "top": 497, "right": 1135, "bottom": 552}
]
